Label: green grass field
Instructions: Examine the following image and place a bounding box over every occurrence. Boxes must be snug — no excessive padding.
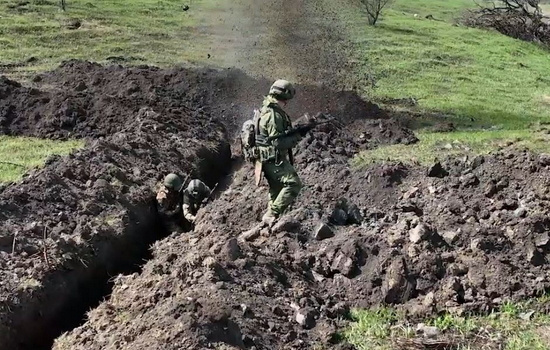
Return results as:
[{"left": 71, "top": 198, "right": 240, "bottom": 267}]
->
[
  {"left": 328, "top": 0, "right": 550, "bottom": 166},
  {"left": 0, "top": 136, "right": 82, "bottom": 184},
  {"left": 346, "top": 301, "right": 550, "bottom": 350}
]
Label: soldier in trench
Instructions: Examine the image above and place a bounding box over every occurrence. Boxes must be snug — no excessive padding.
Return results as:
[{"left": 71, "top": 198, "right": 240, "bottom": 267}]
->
[{"left": 155, "top": 174, "right": 211, "bottom": 231}]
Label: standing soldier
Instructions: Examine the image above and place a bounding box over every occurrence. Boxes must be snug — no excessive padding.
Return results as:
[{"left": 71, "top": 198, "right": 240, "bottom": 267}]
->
[{"left": 256, "top": 79, "right": 312, "bottom": 225}]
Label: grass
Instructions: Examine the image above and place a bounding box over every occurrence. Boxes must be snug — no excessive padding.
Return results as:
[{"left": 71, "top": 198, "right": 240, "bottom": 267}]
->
[
  {"left": 337, "top": 0, "right": 550, "bottom": 129},
  {"left": 0, "top": 0, "right": 222, "bottom": 76},
  {"left": 345, "top": 302, "right": 550, "bottom": 350},
  {"left": 0, "top": 136, "right": 82, "bottom": 184},
  {"left": 354, "top": 128, "right": 550, "bottom": 166}
]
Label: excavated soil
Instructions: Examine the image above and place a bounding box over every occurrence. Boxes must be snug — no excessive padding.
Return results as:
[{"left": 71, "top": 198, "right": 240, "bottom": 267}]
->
[
  {"left": 57, "top": 150, "right": 550, "bottom": 350},
  {"left": 0, "top": 60, "right": 395, "bottom": 350},
  {"left": 3, "top": 61, "right": 550, "bottom": 350},
  {"left": 53, "top": 119, "right": 550, "bottom": 348}
]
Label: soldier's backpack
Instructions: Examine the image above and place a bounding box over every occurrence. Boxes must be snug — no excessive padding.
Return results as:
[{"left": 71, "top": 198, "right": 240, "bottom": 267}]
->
[{"left": 240, "top": 109, "right": 261, "bottom": 162}]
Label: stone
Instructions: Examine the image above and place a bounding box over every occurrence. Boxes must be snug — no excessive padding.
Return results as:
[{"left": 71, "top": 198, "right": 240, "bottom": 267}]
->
[
  {"left": 313, "top": 223, "right": 335, "bottom": 241},
  {"left": 382, "top": 258, "right": 414, "bottom": 304},
  {"left": 514, "top": 207, "right": 527, "bottom": 218},
  {"left": 484, "top": 183, "right": 497, "bottom": 197},
  {"left": 442, "top": 229, "right": 460, "bottom": 245},
  {"left": 221, "top": 238, "right": 242, "bottom": 261},
  {"left": 527, "top": 245, "right": 545, "bottom": 266},
  {"left": 330, "top": 208, "right": 348, "bottom": 226},
  {"left": 416, "top": 323, "right": 440, "bottom": 338},
  {"left": 427, "top": 162, "right": 448, "bottom": 178},
  {"left": 409, "top": 223, "right": 429, "bottom": 243},
  {"left": 535, "top": 232, "right": 550, "bottom": 247},
  {"left": 403, "top": 187, "right": 419, "bottom": 200},
  {"left": 75, "top": 81, "right": 87, "bottom": 91},
  {"left": 460, "top": 173, "right": 479, "bottom": 187},
  {"left": 295, "top": 308, "right": 316, "bottom": 329},
  {"left": 539, "top": 153, "right": 550, "bottom": 166},
  {"left": 423, "top": 292, "right": 436, "bottom": 307},
  {"left": 240, "top": 225, "right": 262, "bottom": 241},
  {"left": 347, "top": 204, "right": 363, "bottom": 224},
  {"left": 271, "top": 217, "right": 301, "bottom": 234}
]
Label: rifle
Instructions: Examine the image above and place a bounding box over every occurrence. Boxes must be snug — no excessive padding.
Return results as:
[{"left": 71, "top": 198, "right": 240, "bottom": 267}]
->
[
  {"left": 266, "top": 118, "right": 335, "bottom": 142},
  {"left": 202, "top": 182, "right": 219, "bottom": 205}
]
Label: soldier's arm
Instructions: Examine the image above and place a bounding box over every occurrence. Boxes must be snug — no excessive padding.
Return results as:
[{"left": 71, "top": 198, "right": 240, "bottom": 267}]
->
[
  {"left": 261, "top": 110, "right": 301, "bottom": 150},
  {"left": 182, "top": 203, "right": 196, "bottom": 222}
]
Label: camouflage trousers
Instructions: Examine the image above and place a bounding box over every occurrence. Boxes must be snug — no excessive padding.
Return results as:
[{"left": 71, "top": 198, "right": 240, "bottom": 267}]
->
[{"left": 262, "top": 160, "right": 302, "bottom": 216}]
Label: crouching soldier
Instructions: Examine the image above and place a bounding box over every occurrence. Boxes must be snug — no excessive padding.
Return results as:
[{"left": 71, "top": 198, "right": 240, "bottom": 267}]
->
[
  {"left": 182, "top": 179, "right": 212, "bottom": 224},
  {"left": 156, "top": 173, "right": 188, "bottom": 232}
]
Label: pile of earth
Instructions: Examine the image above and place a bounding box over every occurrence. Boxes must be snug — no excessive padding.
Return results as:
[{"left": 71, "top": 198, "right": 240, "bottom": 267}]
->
[
  {"left": 0, "top": 60, "right": 385, "bottom": 140},
  {"left": 0, "top": 61, "right": 407, "bottom": 350},
  {"left": 53, "top": 120, "right": 550, "bottom": 349}
]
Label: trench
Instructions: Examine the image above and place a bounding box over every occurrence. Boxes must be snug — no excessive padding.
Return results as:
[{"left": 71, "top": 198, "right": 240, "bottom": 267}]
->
[{"left": 7, "top": 149, "right": 234, "bottom": 350}]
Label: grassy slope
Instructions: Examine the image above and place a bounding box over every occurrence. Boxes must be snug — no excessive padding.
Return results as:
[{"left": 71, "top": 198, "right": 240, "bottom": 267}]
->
[
  {"left": 0, "top": 136, "right": 82, "bottom": 184},
  {"left": 334, "top": 0, "right": 550, "bottom": 165},
  {"left": 0, "top": 0, "right": 220, "bottom": 76}
]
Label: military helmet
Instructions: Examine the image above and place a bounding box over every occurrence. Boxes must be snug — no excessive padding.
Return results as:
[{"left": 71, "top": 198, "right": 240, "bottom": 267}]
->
[
  {"left": 187, "top": 179, "right": 203, "bottom": 197},
  {"left": 163, "top": 173, "right": 183, "bottom": 190},
  {"left": 269, "top": 79, "right": 296, "bottom": 101}
]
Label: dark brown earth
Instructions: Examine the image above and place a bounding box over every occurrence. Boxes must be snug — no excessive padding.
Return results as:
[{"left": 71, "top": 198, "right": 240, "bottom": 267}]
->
[
  {"left": 2, "top": 61, "right": 550, "bottom": 350},
  {"left": 0, "top": 60, "right": 396, "bottom": 350}
]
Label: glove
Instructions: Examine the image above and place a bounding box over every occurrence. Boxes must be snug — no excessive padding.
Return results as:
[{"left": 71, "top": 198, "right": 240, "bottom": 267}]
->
[{"left": 296, "top": 124, "right": 313, "bottom": 136}]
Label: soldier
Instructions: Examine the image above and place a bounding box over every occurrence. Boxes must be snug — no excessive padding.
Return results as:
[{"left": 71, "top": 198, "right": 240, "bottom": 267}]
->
[
  {"left": 182, "top": 179, "right": 212, "bottom": 224},
  {"left": 156, "top": 173, "right": 186, "bottom": 232},
  {"left": 256, "top": 79, "right": 312, "bottom": 225}
]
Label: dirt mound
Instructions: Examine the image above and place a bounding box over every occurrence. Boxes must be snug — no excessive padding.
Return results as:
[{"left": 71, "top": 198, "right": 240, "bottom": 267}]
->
[
  {"left": 0, "top": 60, "right": 385, "bottom": 140},
  {"left": 0, "top": 61, "right": 402, "bottom": 349},
  {"left": 0, "top": 91, "right": 231, "bottom": 350},
  {"left": 52, "top": 116, "right": 550, "bottom": 349}
]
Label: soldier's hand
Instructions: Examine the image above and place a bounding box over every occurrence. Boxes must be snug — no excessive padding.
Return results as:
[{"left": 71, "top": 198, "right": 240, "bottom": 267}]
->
[{"left": 297, "top": 124, "right": 313, "bottom": 136}]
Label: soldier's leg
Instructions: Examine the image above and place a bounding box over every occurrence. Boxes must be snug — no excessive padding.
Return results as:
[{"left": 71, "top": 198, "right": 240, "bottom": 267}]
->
[
  {"left": 263, "top": 162, "right": 284, "bottom": 211},
  {"left": 270, "top": 161, "right": 302, "bottom": 215}
]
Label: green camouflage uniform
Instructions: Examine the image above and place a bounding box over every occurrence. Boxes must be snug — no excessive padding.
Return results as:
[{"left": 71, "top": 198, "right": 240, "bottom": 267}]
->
[{"left": 257, "top": 96, "right": 303, "bottom": 216}]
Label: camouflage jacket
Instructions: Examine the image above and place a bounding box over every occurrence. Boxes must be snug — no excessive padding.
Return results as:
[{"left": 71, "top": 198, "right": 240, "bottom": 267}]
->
[{"left": 257, "top": 96, "right": 301, "bottom": 163}]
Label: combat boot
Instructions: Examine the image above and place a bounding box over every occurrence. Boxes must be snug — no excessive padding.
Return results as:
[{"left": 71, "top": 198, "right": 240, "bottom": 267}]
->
[{"left": 262, "top": 209, "right": 278, "bottom": 226}]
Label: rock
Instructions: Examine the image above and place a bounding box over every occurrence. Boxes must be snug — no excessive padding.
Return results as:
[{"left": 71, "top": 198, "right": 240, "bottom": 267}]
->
[
  {"left": 519, "top": 310, "right": 535, "bottom": 321},
  {"left": 409, "top": 223, "right": 429, "bottom": 243},
  {"left": 272, "top": 306, "right": 286, "bottom": 317},
  {"left": 423, "top": 292, "right": 436, "bottom": 307},
  {"left": 484, "top": 183, "right": 497, "bottom": 197},
  {"left": 221, "top": 238, "right": 242, "bottom": 261},
  {"left": 527, "top": 245, "right": 545, "bottom": 266},
  {"left": 240, "top": 224, "right": 262, "bottom": 241},
  {"left": 327, "top": 302, "right": 350, "bottom": 319},
  {"left": 330, "top": 208, "right": 348, "bottom": 226},
  {"left": 347, "top": 204, "right": 363, "bottom": 224},
  {"left": 535, "top": 232, "right": 550, "bottom": 247},
  {"left": 471, "top": 155, "right": 485, "bottom": 168},
  {"left": 75, "top": 81, "right": 87, "bottom": 91},
  {"left": 427, "top": 162, "right": 448, "bottom": 178},
  {"left": 460, "top": 173, "right": 479, "bottom": 187},
  {"left": 295, "top": 308, "right": 316, "bottom": 329},
  {"left": 182, "top": 4, "right": 190, "bottom": 11},
  {"left": 313, "top": 223, "right": 335, "bottom": 241},
  {"left": 416, "top": 323, "right": 440, "bottom": 338},
  {"left": 382, "top": 258, "right": 414, "bottom": 304},
  {"left": 403, "top": 187, "right": 419, "bottom": 199},
  {"left": 271, "top": 217, "right": 301, "bottom": 234},
  {"left": 514, "top": 207, "right": 527, "bottom": 218},
  {"left": 442, "top": 229, "right": 459, "bottom": 245},
  {"left": 539, "top": 154, "right": 550, "bottom": 166}
]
